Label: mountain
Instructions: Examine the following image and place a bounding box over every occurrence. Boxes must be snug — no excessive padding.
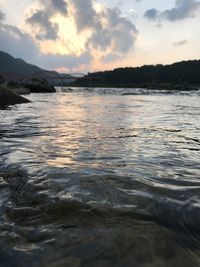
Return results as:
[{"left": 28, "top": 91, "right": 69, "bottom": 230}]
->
[
  {"left": 0, "top": 51, "right": 43, "bottom": 79},
  {"left": 0, "top": 51, "right": 72, "bottom": 85}
]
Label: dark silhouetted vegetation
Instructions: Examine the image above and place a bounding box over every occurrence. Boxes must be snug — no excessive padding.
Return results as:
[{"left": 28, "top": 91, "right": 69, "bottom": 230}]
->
[{"left": 72, "top": 60, "right": 200, "bottom": 90}]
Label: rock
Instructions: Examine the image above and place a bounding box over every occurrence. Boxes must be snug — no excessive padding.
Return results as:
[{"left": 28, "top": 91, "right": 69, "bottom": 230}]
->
[
  {"left": 11, "top": 87, "right": 31, "bottom": 95},
  {"left": 0, "top": 74, "right": 5, "bottom": 84},
  {"left": 4, "top": 78, "right": 56, "bottom": 93},
  {"left": 0, "top": 85, "right": 31, "bottom": 108},
  {"left": 24, "top": 81, "right": 56, "bottom": 93},
  {"left": 4, "top": 81, "right": 31, "bottom": 95}
]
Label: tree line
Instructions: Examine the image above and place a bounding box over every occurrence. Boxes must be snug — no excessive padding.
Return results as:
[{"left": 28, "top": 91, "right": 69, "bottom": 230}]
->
[{"left": 72, "top": 60, "right": 200, "bottom": 89}]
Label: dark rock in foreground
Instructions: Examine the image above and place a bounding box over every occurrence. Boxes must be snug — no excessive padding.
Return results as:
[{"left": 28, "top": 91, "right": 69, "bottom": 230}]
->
[
  {"left": 11, "top": 87, "right": 31, "bottom": 95},
  {"left": 6, "top": 79, "right": 56, "bottom": 94},
  {"left": 24, "top": 82, "right": 56, "bottom": 93},
  {"left": 0, "top": 85, "right": 30, "bottom": 108},
  {"left": 0, "top": 74, "right": 5, "bottom": 84}
]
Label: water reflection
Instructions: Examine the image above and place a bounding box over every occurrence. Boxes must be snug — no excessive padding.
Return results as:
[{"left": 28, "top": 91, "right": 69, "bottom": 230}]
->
[{"left": 0, "top": 90, "right": 200, "bottom": 266}]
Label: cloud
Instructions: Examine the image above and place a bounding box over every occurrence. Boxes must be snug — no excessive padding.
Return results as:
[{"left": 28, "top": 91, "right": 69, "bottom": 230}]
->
[
  {"left": 36, "top": 51, "right": 92, "bottom": 70},
  {"left": 51, "top": 0, "right": 68, "bottom": 14},
  {"left": 26, "top": 0, "right": 68, "bottom": 40},
  {"left": 26, "top": 10, "right": 59, "bottom": 40},
  {"left": 0, "top": 23, "right": 38, "bottom": 60},
  {"left": 163, "top": 0, "right": 200, "bottom": 21},
  {"left": 0, "top": 19, "right": 92, "bottom": 71},
  {"left": 0, "top": 10, "right": 5, "bottom": 21},
  {"left": 144, "top": 9, "right": 158, "bottom": 21},
  {"left": 108, "top": 8, "right": 138, "bottom": 53},
  {"left": 26, "top": 0, "right": 138, "bottom": 62},
  {"left": 70, "top": 1, "right": 138, "bottom": 54},
  {"left": 71, "top": 0, "right": 138, "bottom": 53},
  {"left": 72, "top": 0, "right": 100, "bottom": 32},
  {"left": 173, "top": 39, "right": 188, "bottom": 46},
  {"left": 1, "top": 0, "right": 138, "bottom": 71},
  {"left": 101, "top": 53, "right": 122, "bottom": 64},
  {"left": 144, "top": 0, "right": 200, "bottom": 22}
]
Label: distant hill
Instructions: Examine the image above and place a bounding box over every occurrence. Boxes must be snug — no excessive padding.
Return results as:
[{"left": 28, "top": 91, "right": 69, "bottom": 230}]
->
[
  {"left": 0, "top": 51, "right": 72, "bottom": 85},
  {"left": 72, "top": 60, "right": 200, "bottom": 89},
  {"left": 0, "top": 51, "right": 43, "bottom": 79}
]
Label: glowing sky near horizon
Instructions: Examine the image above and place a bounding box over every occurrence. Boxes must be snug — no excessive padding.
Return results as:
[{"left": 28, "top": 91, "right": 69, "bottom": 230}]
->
[{"left": 0, "top": 0, "right": 200, "bottom": 73}]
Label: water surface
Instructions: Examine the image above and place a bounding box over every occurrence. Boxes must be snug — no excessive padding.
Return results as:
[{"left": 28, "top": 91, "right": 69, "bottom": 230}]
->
[{"left": 0, "top": 88, "right": 200, "bottom": 266}]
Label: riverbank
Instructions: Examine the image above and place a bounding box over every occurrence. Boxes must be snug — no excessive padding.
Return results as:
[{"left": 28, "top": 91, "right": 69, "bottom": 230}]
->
[
  {"left": 0, "top": 80, "right": 57, "bottom": 108},
  {"left": 0, "top": 85, "right": 30, "bottom": 108},
  {"left": 70, "top": 81, "right": 199, "bottom": 91}
]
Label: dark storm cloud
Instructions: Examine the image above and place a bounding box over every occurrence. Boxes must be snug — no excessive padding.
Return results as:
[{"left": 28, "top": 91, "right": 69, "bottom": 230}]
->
[{"left": 144, "top": 0, "right": 200, "bottom": 22}]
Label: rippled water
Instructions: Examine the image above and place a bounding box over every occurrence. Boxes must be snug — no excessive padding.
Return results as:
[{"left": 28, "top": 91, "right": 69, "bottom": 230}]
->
[{"left": 0, "top": 88, "right": 200, "bottom": 267}]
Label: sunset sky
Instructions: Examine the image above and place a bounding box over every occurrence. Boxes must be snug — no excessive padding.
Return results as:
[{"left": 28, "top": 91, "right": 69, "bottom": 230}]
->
[{"left": 0, "top": 0, "right": 200, "bottom": 73}]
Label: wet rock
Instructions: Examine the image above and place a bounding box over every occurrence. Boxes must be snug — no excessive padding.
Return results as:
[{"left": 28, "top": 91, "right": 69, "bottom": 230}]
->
[
  {"left": 0, "top": 85, "right": 30, "bottom": 108},
  {"left": 24, "top": 80, "right": 56, "bottom": 93}
]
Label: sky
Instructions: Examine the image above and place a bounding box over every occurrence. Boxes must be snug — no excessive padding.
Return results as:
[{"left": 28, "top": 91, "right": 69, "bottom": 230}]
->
[{"left": 0, "top": 0, "right": 200, "bottom": 73}]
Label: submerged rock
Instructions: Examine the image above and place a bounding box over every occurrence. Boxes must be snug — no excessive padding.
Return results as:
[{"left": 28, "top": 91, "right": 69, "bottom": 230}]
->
[{"left": 0, "top": 85, "right": 30, "bottom": 108}]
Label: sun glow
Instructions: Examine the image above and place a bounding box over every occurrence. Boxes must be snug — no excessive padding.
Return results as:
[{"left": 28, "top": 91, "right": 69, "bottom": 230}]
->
[
  {"left": 53, "top": 15, "right": 91, "bottom": 55},
  {"left": 34, "top": 14, "right": 92, "bottom": 56},
  {"left": 19, "top": 0, "right": 139, "bottom": 71}
]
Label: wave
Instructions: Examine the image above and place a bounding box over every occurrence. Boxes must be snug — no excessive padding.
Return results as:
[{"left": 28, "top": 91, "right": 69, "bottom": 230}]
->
[
  {"left": 55, "top": 86, "right": 200, "bottom": 96},
  {"left": 0, "top": 165, "right": 200, "bottom": 234},
  {"left": 0, "top": 165, "right": 200, "bottom": 267}
]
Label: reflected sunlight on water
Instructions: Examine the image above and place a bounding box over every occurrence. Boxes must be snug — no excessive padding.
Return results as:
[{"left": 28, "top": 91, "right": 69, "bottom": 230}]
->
[{"left": 0, "top": 88, "right": 200, "bottom": 266}]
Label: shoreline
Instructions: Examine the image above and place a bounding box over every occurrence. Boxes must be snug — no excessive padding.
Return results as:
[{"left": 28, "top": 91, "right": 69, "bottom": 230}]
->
[
  {"left": 68, "top": 83, "right": 200, "bottom": 91},
  {"left": 0, "top": 85, "right": 31, "bottom": 108}
]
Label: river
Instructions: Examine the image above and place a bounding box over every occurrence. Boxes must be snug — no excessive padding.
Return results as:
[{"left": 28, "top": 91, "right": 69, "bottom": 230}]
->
[{"left": 0, "top": 87, "right": 200, "bottom": 266}]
